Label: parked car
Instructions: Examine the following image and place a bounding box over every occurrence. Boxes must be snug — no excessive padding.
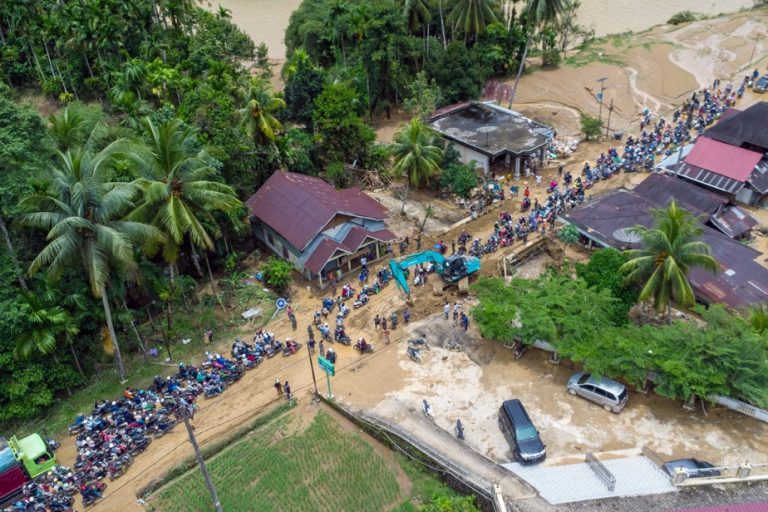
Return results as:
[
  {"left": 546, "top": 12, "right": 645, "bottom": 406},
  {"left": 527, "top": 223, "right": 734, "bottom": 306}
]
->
[
  {"left": 755, "top": 74, "right": 768, "bottom": 93},
  {"left": 498, "top": 399, "right": 546, "bottom": 464},
  {"left": 662, "top": 458, "right": 720, "bottom": 479},
  {"left": 566, "top": 372, "right": 628, "bottom": 413}
]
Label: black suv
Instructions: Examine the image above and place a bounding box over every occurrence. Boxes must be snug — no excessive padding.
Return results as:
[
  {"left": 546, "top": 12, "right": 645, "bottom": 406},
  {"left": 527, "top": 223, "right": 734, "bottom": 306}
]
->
[{"left": 498, "top": 399, "right": 546, "bottom": 464}]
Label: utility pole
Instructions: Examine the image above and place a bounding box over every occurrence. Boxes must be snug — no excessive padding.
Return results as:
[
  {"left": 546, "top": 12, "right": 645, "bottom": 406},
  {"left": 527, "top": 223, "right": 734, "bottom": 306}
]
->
[
  {"left": 596, "top": 77, "right": 608, "bottom": 123},
  {"left": 605, "top": 99, "right": 614, "bottom": 139},
  {"left": 175, "top": 400, "right": 223, "bottom": 512},
  {"left": 307, "top": 342, "right": 320, "bottom": 401},
  {"left": 748, "top": 31, "right": 761, "bottom": 66}
]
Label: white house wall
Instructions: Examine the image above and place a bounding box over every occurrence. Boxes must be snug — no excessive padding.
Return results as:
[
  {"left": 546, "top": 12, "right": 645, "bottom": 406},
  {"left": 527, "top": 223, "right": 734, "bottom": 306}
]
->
[{"left": 453, "top": 142, "right": 489, "bottom": 173}]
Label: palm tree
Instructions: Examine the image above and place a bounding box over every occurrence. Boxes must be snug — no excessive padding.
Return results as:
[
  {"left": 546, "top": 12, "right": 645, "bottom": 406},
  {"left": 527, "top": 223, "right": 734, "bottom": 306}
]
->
[
  {"left": 127, "top": 118, "right": 242, "bottom": 262},
  {"left": 126, "top": 117, "right": 241, "bottom": 321},
  {"left": 748, "top": 303, "right": 768, "bottom": 334},
  {"left": 509, "top": 0, "right": 570, "bottom": 105},
  {"left": 19, "top": 145, "right": 163, "bottom": 382},
  {"left": 392, "top": 117, "right": 443, "bottom": 212},
  {"left": 447, "top": 0, "right": 498, "bottom": 43},
  {"left": 238, "top": 78, "right": 286, "bottom": 146},
  {"left": 619, "top": 200, "right": 718, "bottom": 321},
  {"left": 13, "top": 292, "right": 75, "bottom": 359}
]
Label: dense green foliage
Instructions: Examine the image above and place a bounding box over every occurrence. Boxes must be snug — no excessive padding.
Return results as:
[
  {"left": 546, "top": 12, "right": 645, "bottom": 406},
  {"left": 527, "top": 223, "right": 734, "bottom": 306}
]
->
[
  {"left": 575, "top": 248, "right": 637, "bottom": 323},
  {"left": 472, "top": 274, "right": 768, "bottom": 408},
  {"left": 260, "top": 257, "right": 295, "bottom": 292},
  {"left": 284, "top": 0, "right": 533, "bottom": 114},
  {"left": 439, "top": 145, "right": 478, "bottom": 198}
]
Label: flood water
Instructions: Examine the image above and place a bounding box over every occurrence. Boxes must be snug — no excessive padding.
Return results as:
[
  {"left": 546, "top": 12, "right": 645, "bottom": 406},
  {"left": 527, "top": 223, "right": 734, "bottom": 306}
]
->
[{"left": 208, "top": 0, "right": 757, "bottom": 59}]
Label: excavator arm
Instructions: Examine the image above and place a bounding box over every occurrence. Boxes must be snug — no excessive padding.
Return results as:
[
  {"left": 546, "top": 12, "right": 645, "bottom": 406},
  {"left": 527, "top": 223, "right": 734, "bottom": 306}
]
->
[{"left": 389, "top": 251, "right": 446, "bottom": 297}]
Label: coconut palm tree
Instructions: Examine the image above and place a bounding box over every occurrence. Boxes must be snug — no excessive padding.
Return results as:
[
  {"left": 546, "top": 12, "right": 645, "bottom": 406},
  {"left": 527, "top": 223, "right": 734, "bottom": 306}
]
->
[
  {"left": 447, "top": 0, "right": 499, "bottom": 43},
  {"left": 748, "top": 303, "right": 768, "bottom": 334},
  {"left": 19, "top": 145, "right": 164, "bottom": 382},
  {"left": 392, "top": 117, "right": 443, "bottom": 212},
  {"left": 238, "top": 78, "right": 286, "bottom": 146},
  {"left": 509, "top": 0, "right": 570, "bottom": 105},
  {"left": 620, "top": 200, "right": 718, "bottom": 321},
  {"left": 127, "top": 118, "right": 242, "bottom": 265}
]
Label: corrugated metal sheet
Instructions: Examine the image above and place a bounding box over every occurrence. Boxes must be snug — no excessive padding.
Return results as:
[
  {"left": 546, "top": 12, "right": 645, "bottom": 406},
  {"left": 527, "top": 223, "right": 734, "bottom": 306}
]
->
[
  {"left": 679, "top": 164, "right": 745, "bottom": 194},
  {"left": 634, "top": 174, "right": 726, "bottom": 216},
  {"left": 710, "top": 206, "right": 758, "bottom": 238},
  {"left": 705, "top": 101, "right": 768, "bottom": 151},
  {"left": 246, "top": 172, "right": 388, "bottom": 251},
  {"left": 683, "top": 136, "right": 762, "bottom": 182},
  {"left": 563, "top": 184, "right": 768, "bottom": 310}
]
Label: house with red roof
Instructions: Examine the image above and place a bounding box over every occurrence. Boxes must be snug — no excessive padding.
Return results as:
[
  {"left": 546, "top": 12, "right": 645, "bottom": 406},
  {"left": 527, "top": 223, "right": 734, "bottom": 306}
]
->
[
  {"left": 674, "top": 102, "right": 768, "bottom": 205},
  {"left": 246, "top": 171, "right": 396, "bottom": 283}
]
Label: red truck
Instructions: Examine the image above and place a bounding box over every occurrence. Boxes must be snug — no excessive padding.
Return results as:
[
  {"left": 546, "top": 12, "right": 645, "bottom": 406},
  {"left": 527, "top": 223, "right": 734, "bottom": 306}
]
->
[{"left": 0, "top": 434, "right": 58, "bottom": 505}]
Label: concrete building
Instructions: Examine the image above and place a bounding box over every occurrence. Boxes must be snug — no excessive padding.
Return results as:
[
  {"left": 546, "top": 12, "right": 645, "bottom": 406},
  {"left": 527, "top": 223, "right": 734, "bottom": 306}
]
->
[
  {"left": 430, "top": 102, "right": 554, "bottom": 176},
  {"left": 246, "top": 171, "right": 396, "bottom": 284}
]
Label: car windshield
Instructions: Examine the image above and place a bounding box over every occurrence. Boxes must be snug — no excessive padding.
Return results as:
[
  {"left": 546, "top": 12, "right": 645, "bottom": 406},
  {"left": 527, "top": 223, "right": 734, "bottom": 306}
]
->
[
  {"left": 516, "top": 425, "right": 538, "bottom": 441},
  {"left": 577, "top": 373, "right": 591, "bottom": 385}
]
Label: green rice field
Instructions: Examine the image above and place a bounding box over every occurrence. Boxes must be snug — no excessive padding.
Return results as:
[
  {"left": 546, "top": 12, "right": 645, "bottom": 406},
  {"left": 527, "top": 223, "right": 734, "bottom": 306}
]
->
[{"left": 152, "top": 410, "right": 403, "bottom": 511}]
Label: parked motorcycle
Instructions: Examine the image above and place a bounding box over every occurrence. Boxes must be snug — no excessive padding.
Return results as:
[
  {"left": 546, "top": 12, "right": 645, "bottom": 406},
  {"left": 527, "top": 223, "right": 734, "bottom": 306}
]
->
[
  {"left": 443, "top": 340, "right": 462, "bottom": 352},
  {"left": 354, "top": 339, "right": 374, "bottom": 354},
  {"left": 407, "top": 346, "right": 421, "bottom": 363},
  {"left": 282, "top": 341, "right": 302, "bottom": 356},
  {"left": 408, "top": 335, "right": 430, "bottom": 350}
]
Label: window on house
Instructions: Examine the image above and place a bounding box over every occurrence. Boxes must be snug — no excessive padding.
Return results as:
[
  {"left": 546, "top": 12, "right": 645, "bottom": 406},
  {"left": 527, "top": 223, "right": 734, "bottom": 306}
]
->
[
  {"left": 267, "top": 232, "right": 275, "bottom": 246},
  {"left": 282, "top": 246, "right": 289, "bottom": 259}
]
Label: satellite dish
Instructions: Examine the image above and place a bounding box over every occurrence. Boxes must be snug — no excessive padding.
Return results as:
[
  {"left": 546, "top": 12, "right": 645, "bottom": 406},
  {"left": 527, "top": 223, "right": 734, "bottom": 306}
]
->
[{"left": 612, "top": 228, "right": 641, "bottom": 244}]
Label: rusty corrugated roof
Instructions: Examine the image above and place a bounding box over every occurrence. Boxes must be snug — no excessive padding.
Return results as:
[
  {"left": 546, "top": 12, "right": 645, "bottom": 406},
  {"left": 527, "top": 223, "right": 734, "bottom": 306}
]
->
[{"left": 246, "top": 172, "right": 388, "bottom": 251}]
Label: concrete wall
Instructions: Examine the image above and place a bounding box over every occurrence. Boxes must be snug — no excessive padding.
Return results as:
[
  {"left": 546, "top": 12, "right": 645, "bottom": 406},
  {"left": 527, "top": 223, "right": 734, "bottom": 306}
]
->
[{"left": 452, "top": 142, "right": 489, "bottom": 173}]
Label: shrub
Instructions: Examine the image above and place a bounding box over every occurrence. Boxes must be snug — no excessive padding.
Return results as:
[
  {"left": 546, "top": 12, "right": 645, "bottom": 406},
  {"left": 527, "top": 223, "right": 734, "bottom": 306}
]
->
[
  {"left": 667, "top": 11, "right": 698, "bottom": 25},
  {"left": 260, "top": 257, "right": 294, "bottom": 291},
  {"left": 440, "top": 163, "right": 478, "bottom": 199},
  {"left": 580, "top": 112, "right": 603, "bottom": 140}
]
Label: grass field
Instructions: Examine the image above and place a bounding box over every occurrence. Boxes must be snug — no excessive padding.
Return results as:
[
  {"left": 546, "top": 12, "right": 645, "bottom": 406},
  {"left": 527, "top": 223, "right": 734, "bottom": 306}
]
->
[{"left": 152, "top": 409, "right": 404, "bottom": 511}]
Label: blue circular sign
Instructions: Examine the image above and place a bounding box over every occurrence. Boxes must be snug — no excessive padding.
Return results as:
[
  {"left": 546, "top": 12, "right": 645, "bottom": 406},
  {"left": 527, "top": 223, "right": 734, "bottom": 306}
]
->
[{"left": 275, "top": 298, "right": 287, "bottom": 310}]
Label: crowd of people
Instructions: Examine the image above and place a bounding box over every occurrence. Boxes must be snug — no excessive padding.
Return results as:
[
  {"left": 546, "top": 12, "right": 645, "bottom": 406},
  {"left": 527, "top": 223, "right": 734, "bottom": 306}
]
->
[{"left": 581, "top": 71, "right": 760, "bottom": 183}]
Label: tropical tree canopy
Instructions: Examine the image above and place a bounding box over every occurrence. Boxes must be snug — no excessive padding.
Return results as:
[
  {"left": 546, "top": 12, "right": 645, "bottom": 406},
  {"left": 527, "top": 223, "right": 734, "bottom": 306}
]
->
[
  {"left": 619, "top": 200, "right": 718, "bottom": 313},
  {"left": 126, "top": 118, "right": 242, "bottom": 261},
  {"left": 392, "top": 117, "right": 443, "bottom": 188},
  {"left": 239, "top": 78, "right": 287, "bottom": 145},
  {"left": 447, "top": 0, "right": 499, "bottom": 42}
]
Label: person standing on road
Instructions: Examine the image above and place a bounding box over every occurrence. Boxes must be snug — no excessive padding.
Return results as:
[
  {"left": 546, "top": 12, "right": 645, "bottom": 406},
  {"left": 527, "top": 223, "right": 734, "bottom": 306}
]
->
[
  {"left": 274, "top": 379, "right": 283, "bottom": 395},
  {"left": 381, "top": 317, "right": 388, "bottom": 331},
  {"left": 319, "top": 340, "right": 325, "bottom": 357},
  {"left": 308, "top": 337, "right": 316, "bottom": 355},
  {"left": 382, "top": 328, "right": 391, "bottom": 345},
  {"left": 452, "top": 303, "right": 460, "bottom": 324},
  {"left": 443, "top": 301, "right": 450, "bottom": 320},
  {"left": 284, "top": 381, "right": 292, "bottom": 401},
  {"left": 460, "top": 312, "right": 470, "bottom": 332},
  {"left": 374, "top": 314, "right": 381, "bottom": 330},
  {"left": 389, "top": 312, "right": 398, "bottom": 330},
  {"left": 403, "top": 308, "right": 411, "bottom": 324}
]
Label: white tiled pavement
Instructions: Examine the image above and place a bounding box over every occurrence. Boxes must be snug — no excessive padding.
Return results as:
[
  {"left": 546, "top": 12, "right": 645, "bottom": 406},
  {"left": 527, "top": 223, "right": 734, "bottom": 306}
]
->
[{"left": 503, "top": 456, "right": 676, "bottom": 504}]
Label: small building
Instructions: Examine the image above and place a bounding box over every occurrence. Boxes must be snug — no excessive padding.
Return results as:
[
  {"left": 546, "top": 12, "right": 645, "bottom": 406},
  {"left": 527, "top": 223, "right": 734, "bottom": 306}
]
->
[
  {"left": 430, "top": 102, "right": 554, "bottom": 176},
  {"left": 670, "top": 102, "right": 768, "bottom": 205},
  {"left": 246, "top": 171, "right": 396, "bottom": 284},
  {"left": 560, "top": 174, "right": 767, "bottom": 310}
]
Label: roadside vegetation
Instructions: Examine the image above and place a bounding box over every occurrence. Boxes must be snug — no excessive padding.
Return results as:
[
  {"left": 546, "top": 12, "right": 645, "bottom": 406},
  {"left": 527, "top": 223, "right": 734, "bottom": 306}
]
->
[{"left": 472, "top": 203, "right": 768, "bottom": 409}]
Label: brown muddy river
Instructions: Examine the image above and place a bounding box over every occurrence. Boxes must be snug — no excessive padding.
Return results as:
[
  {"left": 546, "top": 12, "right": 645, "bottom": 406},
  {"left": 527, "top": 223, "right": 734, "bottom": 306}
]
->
[{"left": 208, "top": 0, "right": 756, "bottom": 59}]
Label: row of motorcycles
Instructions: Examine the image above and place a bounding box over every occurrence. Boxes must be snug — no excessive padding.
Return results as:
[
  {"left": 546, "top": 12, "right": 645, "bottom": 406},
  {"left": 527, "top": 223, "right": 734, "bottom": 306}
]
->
[{"left": 56, "top": 350, "right": 251, "bottom": 509}]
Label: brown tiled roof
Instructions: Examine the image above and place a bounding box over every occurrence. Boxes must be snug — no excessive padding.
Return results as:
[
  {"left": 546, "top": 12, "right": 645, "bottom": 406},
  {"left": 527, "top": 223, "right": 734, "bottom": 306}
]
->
[
  {"left": 246, "top": 172, "right": 389, "bottom": 251},
  {"left": 304, "top": 239, "right": 350, "bottom": 275},
  {"left": 304, "top": 228, "right": 396, "bottom": 275}
]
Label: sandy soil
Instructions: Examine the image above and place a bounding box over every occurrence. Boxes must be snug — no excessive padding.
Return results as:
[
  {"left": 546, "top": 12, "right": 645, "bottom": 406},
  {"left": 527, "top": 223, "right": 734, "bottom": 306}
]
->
[{"left": 338, "top": 313, "right": 768, "bottom": 469}]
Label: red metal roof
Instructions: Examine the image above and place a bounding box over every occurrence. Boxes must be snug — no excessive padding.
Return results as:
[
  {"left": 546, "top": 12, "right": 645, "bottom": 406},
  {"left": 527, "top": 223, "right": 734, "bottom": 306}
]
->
[
  {"left": 674, "top": 502, "right": 768, "bottom": 512},
  {"left": 246, "top": 172, "right": 389, "bottom": 250},
  {"left": 304, "top": 239, "right": 351, "bottom": 275},
  {"left": 684, "top": 137, "right": 763, "bottom": 183}
]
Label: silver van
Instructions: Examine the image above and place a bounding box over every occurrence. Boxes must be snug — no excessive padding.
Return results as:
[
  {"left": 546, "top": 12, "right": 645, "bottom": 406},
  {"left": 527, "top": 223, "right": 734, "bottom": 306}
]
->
[{"left": 566, "top": 372, "right": 628, "bottom": 413}]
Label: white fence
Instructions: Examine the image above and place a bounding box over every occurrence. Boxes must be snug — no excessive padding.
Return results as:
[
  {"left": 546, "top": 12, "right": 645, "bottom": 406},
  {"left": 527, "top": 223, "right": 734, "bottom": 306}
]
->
[{"left": 709, "top": 395, "right": 768, "bottom": 424}]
